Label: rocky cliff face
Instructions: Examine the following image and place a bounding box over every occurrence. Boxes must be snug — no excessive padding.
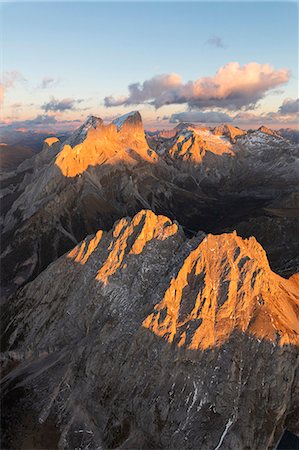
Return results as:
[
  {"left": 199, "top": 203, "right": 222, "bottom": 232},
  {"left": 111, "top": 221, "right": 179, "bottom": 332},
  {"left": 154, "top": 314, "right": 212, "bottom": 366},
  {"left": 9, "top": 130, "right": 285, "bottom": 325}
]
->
[
  {"left": 0, "top": 112, "right": 161, "bottom": 297},
  {"left": 1, "top": 112, "right": 298, "bottom": 299},
  {"left": 1, "top": 110, "right": 299, "bottom": 449},
  {"left": 1, "top": 210, "right": 298, "bottom": 449}
]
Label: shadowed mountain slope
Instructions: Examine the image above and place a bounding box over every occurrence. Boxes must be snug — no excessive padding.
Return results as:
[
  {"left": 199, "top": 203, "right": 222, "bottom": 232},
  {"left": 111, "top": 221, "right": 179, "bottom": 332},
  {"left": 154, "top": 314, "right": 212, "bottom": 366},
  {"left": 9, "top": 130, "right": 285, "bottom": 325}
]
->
[
  {"left": 1, "top": 210, "right": 298, "bottom": 449},
  {"left": 0, "top": 144, "right": 34, "bottom": 172}
]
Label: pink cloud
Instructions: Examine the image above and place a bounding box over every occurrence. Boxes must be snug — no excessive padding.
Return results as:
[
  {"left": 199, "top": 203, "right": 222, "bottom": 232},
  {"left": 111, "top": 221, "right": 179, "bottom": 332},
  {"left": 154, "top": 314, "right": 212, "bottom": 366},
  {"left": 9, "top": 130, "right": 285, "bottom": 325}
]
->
[{"left": 105, "top": 62, "right": 290, "bottom": 111}]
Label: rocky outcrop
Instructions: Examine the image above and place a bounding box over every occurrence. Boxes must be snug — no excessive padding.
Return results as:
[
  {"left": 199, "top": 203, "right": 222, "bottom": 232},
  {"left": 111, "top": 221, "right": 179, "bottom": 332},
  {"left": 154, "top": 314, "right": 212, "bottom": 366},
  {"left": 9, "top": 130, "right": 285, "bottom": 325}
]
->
[
  {"left": 1, "top": 210, "right": 298, "bottom": 449},
  {"left": 213, "top": 124, "right": 247, "bottom": 142},
  {"left": 56, "top": 111, "right": 157, "bottom": 177},
  {"left": 258, "top": 126, "right": 283, "bottom": 139},
  {"left": 168, "top": 128, "right": 234, "bottom": 164},
  {"left": 0, "top": 113, "right": 160, "bottom": 297}
]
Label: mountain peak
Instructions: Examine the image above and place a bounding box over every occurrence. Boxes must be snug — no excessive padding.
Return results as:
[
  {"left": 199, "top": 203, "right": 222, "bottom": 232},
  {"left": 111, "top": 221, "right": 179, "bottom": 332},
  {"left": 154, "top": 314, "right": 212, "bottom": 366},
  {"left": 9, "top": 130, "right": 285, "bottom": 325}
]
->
[
  {"left": 55, "top": 111, "right": 156, "bottom": 177},
  {"left": 169, "top": 126, "right": 234, "bottom": 162},
  {"left": 112, "top": 111, "right": 142, "bottom": 131},
  {"left": 65, "top": 115, "right": 103, "bottom": 147},
  {"left": 44, "top": 137, "right": 60, "bottom": 147},
  {"left": 258, "top": 125, "right": 282, "bottom": 138},
  {"left": 174, "top": 122, "right": 196, "bottom": 132},
  {"left": 143, "top": 231, "right": 299, "bottom": 349},
  {"left": 213, "top": 124, "right": 247, "bottom": 142}
]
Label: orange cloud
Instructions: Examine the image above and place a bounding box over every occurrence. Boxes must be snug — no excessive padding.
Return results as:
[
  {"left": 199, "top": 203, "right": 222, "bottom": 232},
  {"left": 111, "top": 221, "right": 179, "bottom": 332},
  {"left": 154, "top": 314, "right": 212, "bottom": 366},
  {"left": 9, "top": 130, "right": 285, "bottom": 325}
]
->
[{"left": 105, "top": 62, "right": 290, "bottom": 111}]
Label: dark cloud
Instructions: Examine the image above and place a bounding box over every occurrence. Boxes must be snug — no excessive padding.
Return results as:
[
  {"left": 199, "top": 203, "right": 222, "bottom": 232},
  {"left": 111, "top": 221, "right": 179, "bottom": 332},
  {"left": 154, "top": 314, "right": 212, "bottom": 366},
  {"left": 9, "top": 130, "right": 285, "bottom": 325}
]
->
[
  {"left": 42, "top": 97, "right": 83, "bottom": 112},
  {"left": 1, "top": 115, "right": 81, "bottom": 131},
  {"left": 205, "top": 35, "right": 227, "bottom": 49},
  {"left": 104, "top": 73, "right": 182, "bottom": 108},
  {"left": 278, "top": 98, "right": 299, "bottom": 115},
  {"left": 104, "top": 62, "right": 290, "bottom": 111},
  {"left": 234, "top": 97, "right": 299, "bottom": 124},
  {"left": 169, "top": 96, "right": 299, "bottom": 126},
  {"left": 170, "top": 111, "right": 233, "bottom": 124},
  {"left": 104, "top": 95, "right": 129, "bottom": 108},
  {"left": 7, "top": 115, "right": 58, "bottom": 127}
]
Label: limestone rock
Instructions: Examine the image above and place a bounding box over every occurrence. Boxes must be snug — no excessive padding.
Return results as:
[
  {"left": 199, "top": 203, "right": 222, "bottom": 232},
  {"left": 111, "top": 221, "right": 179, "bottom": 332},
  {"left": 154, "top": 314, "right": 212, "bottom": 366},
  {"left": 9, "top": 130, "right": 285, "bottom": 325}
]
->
[{"left": 1, "top": 210, "right": 298, "bottom": 449}]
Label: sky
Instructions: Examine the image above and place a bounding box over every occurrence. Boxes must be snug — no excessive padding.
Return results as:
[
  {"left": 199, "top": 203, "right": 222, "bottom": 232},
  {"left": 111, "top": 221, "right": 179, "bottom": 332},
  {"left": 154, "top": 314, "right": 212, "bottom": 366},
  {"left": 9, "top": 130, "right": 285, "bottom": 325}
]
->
[{"left": 1, "top": 1, "right": 298, "bottom": 131}]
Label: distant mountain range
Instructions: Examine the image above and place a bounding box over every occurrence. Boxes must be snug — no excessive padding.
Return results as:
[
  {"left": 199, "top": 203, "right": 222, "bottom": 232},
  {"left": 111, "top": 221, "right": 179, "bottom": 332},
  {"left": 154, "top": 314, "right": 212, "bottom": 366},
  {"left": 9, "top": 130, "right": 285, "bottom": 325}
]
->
[
  {"left": 0, "top": 121, "right": 298, "bottom": 162},
  {"left": 0, "top": 143, "right": 34, "bottom": 172},
  {"left": 1, "top": 111, "right": 298, "bottom": 296}
]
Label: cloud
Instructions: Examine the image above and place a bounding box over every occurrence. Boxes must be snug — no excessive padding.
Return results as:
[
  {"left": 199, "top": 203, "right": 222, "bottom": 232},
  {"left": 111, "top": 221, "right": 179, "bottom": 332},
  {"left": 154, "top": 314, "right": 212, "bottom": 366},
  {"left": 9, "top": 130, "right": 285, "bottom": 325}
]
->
[
  {"left": 42, "top": 96, "right": 83, "bottom": 112},
  {"left": 205, "top": 35, "right": 226, "bottom": 49},
  {"left": 1, "top": 114, "right": 81, "bottom": 132},
  {"left": 104, "top": 73, "right": 182, "bottom": 107},
  {"left": 14, "top": 114, "right": 58, "bottom": 126},
  {"left": 104, "top": 95, "right": 130, "bottom": 108},
  {"left": 168, "top": 97, "right": 299, "bottom": 126},
  {"left": 0, "top": 71, "right": 26, "bottom": 104},
  {"left": 234, "top": 105, "right": 298, "bottom": 125},
  {"left": 10, "top": 102, "right": 23, "bottom": 109},
  {"left": 278, "top": 98, "right": 299, "bottom": 115},
  {"left": 104, "top": 62, "right": 290, "bottom": 111},
  {"left": 170, "top": 111, "right": 233, "bottom": 123},
  {"left": 39, "top": 77, "right": 59, "bottom": 89}
]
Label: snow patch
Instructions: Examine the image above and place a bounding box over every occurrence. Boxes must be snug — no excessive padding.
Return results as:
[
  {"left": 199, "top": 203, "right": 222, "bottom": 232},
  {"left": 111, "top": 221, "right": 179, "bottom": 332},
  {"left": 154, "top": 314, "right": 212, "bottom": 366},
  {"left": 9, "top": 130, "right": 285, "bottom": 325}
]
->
[
  {"left": 112, "top": 111, "right": 139, "bottom": 131},
  {"left": 214, "top": 418, "right": 234, "bottom": 450}
]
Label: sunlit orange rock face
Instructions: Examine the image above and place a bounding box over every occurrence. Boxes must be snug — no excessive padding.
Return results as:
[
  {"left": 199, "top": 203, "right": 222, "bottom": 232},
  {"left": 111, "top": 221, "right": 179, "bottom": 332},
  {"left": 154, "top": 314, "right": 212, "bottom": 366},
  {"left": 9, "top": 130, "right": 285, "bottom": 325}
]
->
[
  {"left": 67, "top": 230, "right": 103, "bottom": 265},
  {"left": 2, "top": 210, "right": 299, "bottom": 449},
  {"left": 56, "top": 112, "right": 157, "bottom": 177},
  {"left": 143, "top": 232, "right": 299, "bottom": 349},
  {"left": 96, "top": 210, "right": 178, "bottom": 284},
  {"left": 258, "top": 125, "right": 282, "bottom": 138},
  {"left": 168, "top": 128, "right": 234, "bottom": 163},
  {"left": 67, "top": 210, "right": 179, "bottom": 284},
  {"left": 44, "top": 137, "right": 60, "bottom": 146},
  {"left": 213, "top": 124, "right": 247, "bottom": 142},
  {"left": 66, "top": 210, "right": 299, "bottom": 349}
]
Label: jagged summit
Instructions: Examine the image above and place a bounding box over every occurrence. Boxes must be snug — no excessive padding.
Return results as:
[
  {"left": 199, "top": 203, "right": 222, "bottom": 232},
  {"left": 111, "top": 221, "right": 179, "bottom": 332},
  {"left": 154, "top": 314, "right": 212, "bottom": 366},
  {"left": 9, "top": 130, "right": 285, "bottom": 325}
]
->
[
  {"left": 112, "top": 110, "right": 142, "bottom": 131},
  {"left": 174, "top": 122, "right": 196, "bottom": 131},
  {"left": 213, "top": 123, "right": 247, "bottom": 142},
  {"left": 258, "top": 125, "right": 282, "bottom": 138},
  {"left": 2, "top": 209, "right": 298, "bottom": 449},
  {"left": 1, "top": 110, "right": 297, "bottom": 298},
  {"left": 44, "top": 137, "right": 60, "bottom": 146},
  {"left": 55, "top": 111, "right": 157, "bottom": 177},
  {"left": 168, "top": 126, "right": 234, "bottom": 163},
  {"left": 4, "top": 209, "right": 299, "bottom": 352},
  {"left": 144, "top": 229, "right": 299, "bottom": 349},
  {"left": 64, "top": 115, "right": 103, "bottom": 147},
  {"left": 84, "top": 114, "right": 103, "bottom": 127}
]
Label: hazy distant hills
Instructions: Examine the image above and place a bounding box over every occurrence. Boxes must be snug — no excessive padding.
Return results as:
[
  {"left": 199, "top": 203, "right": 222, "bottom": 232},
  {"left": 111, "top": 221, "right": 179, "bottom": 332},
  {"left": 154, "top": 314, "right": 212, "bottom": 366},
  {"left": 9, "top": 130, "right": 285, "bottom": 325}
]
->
[
  {"left": 278, "top": 128, "right": 299, "bottom": 144},
  {"left": 0, "top": 128, "right": 71, "bottom": 153},
  {"left": 0, "top": 144, "right": 34, "bottom": 172}
]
